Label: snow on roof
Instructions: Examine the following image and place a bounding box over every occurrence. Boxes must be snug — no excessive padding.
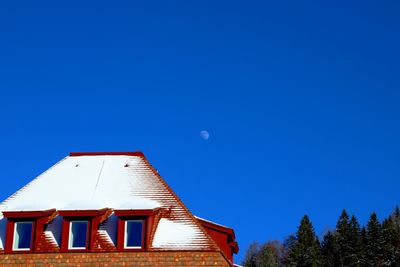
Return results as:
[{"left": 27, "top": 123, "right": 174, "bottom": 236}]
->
[
  {"left": 0, "top": 153, "right": 217, "bottom": 251},
  {"left": 0, "top": 155, "right": 160, "bottom": 211},
  {"left": 152, "top": 218, "right": 204, "bottom": 249}
]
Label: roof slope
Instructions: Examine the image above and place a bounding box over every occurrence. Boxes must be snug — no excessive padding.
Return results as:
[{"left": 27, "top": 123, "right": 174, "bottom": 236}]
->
[{"left": 0, "top": 153, "right": 218, "bottom": 251}]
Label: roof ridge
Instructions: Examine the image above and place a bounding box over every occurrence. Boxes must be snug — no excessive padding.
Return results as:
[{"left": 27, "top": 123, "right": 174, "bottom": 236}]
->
[{"left": 70, "top": 152, "right": 144, "bottom": 157}]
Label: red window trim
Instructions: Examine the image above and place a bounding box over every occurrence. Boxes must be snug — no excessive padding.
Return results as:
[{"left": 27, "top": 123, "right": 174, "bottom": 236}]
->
[
  {"left": 3, "top": 209, "right": 56, "bottom": 253},
  {"left": 114, "top": 209, "right": 160, "bottom": 217},
  {"left": 59, "top": 208, "right": 111, "bottom": 252},
  {"left": 3, "top": 208, "right": 163, "bottom": 253},
  {"left": 117, "top": 217, "right": 146, "bottom": 251},
  {"left": 114, "top": 209, "right": 160, "bottom": 251}
]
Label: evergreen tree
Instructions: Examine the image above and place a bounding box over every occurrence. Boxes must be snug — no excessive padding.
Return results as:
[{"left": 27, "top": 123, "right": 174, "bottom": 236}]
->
[
  {"left": 287, "top": 215, "right": 322, "bottom": 267},
  {"left": 335, "top": 210, "right": 352, "bottom": 266},
  {"left": 282, "top": 235, "right": 297, "bottom": 267},
  {"left": 365, "top": 212, "right": 384, "bottom": 266},
  {"left": 348, "top": 215, "right": 363, "bottom": 266},
  {"left": 382, "top": 217, "right": 399, "bottom": 266},
  {"left": 360, "top": 226, "right": 367, "bottom": 266},
  {"left": 242, "top": 205, "right": 400, "bottom": 267},
  {"left": 321, "top": 231, "right": 339, "bottom": 267},
  {"left": 390, "top": 206, "right": 400, "bottom": 264},
  {"left": 391, "top": 206, "right": 400, "bottom": 231}
]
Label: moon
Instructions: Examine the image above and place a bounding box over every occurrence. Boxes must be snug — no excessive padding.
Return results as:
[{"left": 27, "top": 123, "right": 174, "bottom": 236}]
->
[{"left": 200, "top": 130, "right": 210, "bottom": 140}]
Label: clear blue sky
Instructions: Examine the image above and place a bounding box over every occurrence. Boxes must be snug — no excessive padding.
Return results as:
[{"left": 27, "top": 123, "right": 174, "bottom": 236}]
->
[{"left": 1, "top": 1, "right": 400, "bottom": 263}]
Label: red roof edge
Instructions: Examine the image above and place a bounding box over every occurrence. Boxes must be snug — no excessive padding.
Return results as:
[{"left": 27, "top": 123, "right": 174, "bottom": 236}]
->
[
  {"left": 58, "top": 208, "right": 111, "bottom": 217},
  {"left": 196, "top": 217, "right": 239, "bottom": 254},
  {"left": 114, "top": 208, "right": 161, "bottom": 217},
  {"left": 196, "top": 217, "right": 235, "bottom": 236},
  {"left": 3, "top": 209, "right": 56, "bottom": 219},
  {"left": 69, "top": 152, "right": 145, "bottom": 157}
]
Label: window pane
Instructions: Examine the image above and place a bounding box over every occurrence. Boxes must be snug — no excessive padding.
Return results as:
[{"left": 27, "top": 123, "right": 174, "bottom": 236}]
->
[
  {"left": 125, "top": 221, "right": 143, "bottom": 248},
  {"left": 70, "top": 221, "right": 88, "bottom": 248},
  {"left": 14, "top": 222, "right": 33, "bottom": 250}
]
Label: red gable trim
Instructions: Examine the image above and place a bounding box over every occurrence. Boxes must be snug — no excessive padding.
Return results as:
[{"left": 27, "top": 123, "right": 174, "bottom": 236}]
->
[
  {"left": 69, "top": 152, "right": 145, "bottom": 157},
  {"left": 196, "top": 217, "right": 239, "bottom": 261},
  {"left": 196, "top": 217, "right": 235, "bottom": 237}
]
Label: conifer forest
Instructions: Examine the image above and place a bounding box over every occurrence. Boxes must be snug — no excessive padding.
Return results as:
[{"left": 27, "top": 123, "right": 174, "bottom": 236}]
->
[{"left": 243, "top": 206, "right": 400, "bottom": 267}]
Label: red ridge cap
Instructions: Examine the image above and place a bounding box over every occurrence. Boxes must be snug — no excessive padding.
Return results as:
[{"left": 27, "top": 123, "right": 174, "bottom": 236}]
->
[{"left": 69, "top": 152, "right": 145, "bottom": 157}]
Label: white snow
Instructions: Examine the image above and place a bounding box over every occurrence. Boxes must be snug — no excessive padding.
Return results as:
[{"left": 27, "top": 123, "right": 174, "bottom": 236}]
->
[
  {"left": 0, "top": 156, "right": 161, "bottom": 212},
  {"left": 152, "top": 218, "right": 203, "bottom": 248},
  {"left": 0, "top": 154, "right": 214, "bottom": 251}
]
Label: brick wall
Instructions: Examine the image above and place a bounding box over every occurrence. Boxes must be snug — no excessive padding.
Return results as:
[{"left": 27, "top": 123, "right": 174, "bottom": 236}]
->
[{"left": 0, "top": 251, "right": 232, "bottom": 266}]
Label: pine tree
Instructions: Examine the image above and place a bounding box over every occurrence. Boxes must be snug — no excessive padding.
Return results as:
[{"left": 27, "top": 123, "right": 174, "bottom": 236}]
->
[
  {"left": 382, "top": 217, "right": 400, "bottom": 266},
  {"left": 321, "top": 231, "right": 339, "bottom": 267},
  {"left": 287, "top": 215, "right": 322, "bottom": 267},
  {"left": 335, "top": 210, "right": 352, "bottom": 266},
  {"left": 242, "top": 206, "right": 400, "bottom": 267},
  {"left": 391, "top": 206, "right": 400, "bottom": 231},
  {"left": 365, "top": 212, "right": 384, "bottom": 266},
  {"left": 360, "top": 226, "right": 367, "bottom": 266},
  {"left": 390, "top": 206, "right": 400, "bottom": 264},
  {"left": 348, "top": 215, "right": 363, "bottom": 266},
  {"left": 282, "top": 235, "right": 297, "bottom": 267}
]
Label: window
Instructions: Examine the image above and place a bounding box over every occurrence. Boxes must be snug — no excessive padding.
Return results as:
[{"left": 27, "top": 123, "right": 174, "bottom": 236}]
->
[
  {"left": 3, "top": 209, "right": 56, "bottom": 253},
  {"left": 59, "top": 209, "right": 111, "bottom": 252},
  {"left": 68, "top": 221, "right": 88, "bottom": 249},
  {"left": 114, "top": 209, "right": 157, "bottom": 251},
  {"left": 13, "top": 222, "right": 33, "bottom": 251},
  {"left": 124, "top": 220, "right": 143, "bottom": 248}
]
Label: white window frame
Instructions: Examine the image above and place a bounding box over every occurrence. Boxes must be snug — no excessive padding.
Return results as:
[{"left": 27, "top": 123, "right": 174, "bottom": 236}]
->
[
  {"left": 13, "top": 221, "right": 33, "bottom": 251},
  {"left": 124, "top": 220, "right": 143, "bottom": 249},
  {"left": 68, "top": 220, "right": 89, "bottom": 250}
]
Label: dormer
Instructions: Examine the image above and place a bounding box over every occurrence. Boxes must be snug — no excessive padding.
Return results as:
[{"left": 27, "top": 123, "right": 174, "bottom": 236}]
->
[
  {"left": 114, "top": 208, "right": 161, "bottom": 251},
  {"left": 3, "top": 209, "right": 57, "bottom": 253},
  {"left": 58, "top": 209, "right": 112, "bottom": 252}
]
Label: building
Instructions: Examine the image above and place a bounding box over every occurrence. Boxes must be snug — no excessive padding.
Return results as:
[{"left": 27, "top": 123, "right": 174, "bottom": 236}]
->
[{"left": 0, "top": 152, "right": 239, "bottom": 266}]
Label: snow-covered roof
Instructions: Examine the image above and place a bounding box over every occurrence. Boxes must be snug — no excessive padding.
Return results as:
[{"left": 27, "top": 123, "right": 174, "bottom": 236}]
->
[{"left": 0, "top": 152, "right": 217, "bottom": 251}]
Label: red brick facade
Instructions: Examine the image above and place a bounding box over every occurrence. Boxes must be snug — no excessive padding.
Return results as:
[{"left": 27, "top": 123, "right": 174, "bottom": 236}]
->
[{"left": 0, "top": 251, "right": 232, "bottom": 266}]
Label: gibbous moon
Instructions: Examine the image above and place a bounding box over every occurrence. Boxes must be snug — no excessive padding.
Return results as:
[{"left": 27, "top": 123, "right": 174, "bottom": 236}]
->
[{"left": 200, "top": 130, "right": 210, "bottom": 140}]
